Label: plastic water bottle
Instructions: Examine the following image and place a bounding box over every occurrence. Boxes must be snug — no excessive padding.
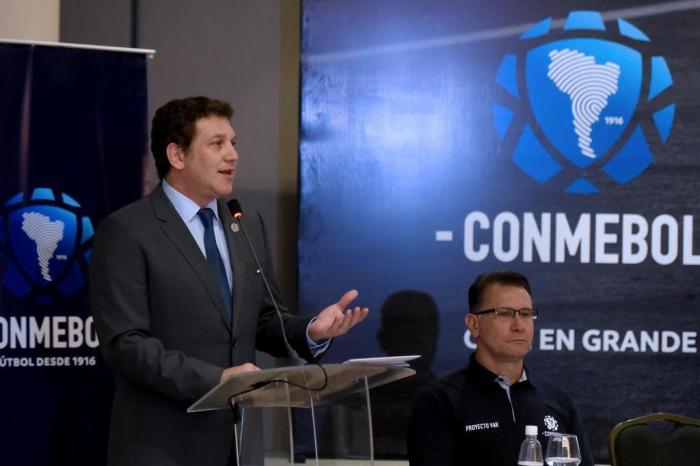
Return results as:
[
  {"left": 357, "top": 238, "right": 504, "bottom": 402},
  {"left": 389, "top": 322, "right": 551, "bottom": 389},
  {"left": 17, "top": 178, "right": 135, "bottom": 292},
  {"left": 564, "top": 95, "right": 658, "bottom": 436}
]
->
[{"left": 517, "top": 425, "right": 544, "bottom": 466}]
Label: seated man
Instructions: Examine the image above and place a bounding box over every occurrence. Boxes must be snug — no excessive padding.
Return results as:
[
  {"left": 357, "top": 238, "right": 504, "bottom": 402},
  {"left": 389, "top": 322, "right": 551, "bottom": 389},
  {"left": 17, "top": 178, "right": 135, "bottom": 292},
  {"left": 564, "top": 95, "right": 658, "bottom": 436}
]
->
[{"left": 407, "top": 271, "right": 594, "bottom": 466}]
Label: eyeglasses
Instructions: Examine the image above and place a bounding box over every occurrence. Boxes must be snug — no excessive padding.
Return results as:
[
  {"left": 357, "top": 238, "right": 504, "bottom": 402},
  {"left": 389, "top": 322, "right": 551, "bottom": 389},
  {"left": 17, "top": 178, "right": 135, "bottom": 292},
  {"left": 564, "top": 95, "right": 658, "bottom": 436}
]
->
[{"left": 471, "top": 307, "right": 538, "bottom": 320}]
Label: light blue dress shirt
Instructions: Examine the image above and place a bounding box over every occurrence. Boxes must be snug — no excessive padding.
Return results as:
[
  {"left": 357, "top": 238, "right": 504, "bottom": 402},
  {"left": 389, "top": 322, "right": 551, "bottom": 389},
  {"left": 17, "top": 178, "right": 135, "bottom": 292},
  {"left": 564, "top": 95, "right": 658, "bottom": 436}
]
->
[{"left": 162, "top": 180, "right": 233, "bottom": 290}]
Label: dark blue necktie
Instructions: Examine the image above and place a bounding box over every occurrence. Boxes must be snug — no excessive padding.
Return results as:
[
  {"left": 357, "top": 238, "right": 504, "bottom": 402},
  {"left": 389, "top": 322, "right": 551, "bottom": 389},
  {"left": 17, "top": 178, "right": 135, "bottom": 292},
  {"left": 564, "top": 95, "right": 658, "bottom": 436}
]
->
[{"left": 197, "top": 208, "right": 233, "bottom": 318}]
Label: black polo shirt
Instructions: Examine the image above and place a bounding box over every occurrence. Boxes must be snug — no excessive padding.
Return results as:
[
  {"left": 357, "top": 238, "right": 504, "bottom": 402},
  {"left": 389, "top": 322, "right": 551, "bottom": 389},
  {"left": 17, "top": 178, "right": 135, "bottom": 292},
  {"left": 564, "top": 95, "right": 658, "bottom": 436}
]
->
[{"left": 407, "top": 355, "right": 595, "bottom": 466}]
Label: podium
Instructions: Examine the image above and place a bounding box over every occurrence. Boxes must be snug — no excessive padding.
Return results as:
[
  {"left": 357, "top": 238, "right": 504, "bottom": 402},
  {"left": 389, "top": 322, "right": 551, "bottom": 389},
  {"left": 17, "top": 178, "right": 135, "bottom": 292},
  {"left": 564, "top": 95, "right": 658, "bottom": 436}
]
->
[{"left": 188, "top": 358, "right": 418, "bottom": 465}]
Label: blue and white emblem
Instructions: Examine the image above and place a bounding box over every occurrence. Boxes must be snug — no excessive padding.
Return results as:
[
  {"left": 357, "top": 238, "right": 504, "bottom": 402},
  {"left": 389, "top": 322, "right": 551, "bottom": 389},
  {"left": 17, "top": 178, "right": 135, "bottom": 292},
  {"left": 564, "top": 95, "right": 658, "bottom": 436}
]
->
[
  {"left": 492, "top": 11, "right": 675, "bottom": 193},
  {"left": 0, "top": 188, "right": 93, "bottom": 302}
]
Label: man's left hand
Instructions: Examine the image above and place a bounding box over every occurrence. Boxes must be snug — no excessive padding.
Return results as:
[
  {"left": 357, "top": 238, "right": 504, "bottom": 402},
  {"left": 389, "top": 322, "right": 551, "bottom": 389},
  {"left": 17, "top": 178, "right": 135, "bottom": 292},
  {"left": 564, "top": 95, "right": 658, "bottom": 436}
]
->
[{"left": 308, "top": 289, "right": 369, "bottom": 342}]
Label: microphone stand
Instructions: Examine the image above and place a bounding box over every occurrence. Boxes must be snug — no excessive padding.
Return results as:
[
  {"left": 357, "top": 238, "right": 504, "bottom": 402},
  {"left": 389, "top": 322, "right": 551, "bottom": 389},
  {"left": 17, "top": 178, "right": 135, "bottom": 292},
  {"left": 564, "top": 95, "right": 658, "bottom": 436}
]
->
[{"left": 228, "top": 200, "right": 303, "bottom": 365}]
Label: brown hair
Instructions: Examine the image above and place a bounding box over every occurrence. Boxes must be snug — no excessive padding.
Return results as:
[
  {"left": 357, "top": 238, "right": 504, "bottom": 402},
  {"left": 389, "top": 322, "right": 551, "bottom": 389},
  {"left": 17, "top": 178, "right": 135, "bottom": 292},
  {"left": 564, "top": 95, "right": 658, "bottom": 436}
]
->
[{"left": 468, "top": 271, "right": 531, "bottom": 312}]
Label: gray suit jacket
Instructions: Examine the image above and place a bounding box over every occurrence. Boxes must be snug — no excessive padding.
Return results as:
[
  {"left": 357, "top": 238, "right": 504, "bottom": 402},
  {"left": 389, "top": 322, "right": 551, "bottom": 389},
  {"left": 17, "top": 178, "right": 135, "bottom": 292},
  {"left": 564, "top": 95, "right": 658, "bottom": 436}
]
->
[{"left": 90, "top": 184, "right": 313, "bottom": 466}]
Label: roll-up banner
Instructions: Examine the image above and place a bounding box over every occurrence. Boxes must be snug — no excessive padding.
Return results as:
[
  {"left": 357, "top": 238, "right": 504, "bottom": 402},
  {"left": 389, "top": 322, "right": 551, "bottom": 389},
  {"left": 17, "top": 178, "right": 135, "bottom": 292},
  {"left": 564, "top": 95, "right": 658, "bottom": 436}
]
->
[
  {"left": 299, "top": 1, "right": 700, "bottom": 461},
  {"left": 0, "top": 42, "right": 148, "bottom": 465}
]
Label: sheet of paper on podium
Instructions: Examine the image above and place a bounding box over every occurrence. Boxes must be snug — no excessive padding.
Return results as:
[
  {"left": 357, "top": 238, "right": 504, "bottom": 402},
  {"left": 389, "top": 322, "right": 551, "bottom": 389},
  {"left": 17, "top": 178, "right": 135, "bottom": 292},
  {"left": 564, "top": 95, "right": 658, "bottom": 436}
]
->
[{"left": 343, "top": 355, "right": 421, "bottom": 367}]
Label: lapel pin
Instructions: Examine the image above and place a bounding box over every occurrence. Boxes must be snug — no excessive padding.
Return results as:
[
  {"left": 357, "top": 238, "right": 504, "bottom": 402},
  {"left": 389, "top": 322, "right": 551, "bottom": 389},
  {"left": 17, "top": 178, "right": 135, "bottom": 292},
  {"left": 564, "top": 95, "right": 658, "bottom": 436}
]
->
[{"left": 230, "top": 223, "right": 240, "bottom": 233}]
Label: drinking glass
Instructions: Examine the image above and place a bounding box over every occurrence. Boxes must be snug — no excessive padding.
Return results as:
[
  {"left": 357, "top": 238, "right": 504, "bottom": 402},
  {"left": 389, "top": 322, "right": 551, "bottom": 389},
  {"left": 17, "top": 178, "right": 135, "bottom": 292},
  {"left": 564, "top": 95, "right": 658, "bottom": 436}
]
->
[{"left": 544, "top": 433, "right": 581, "bottom": 466}]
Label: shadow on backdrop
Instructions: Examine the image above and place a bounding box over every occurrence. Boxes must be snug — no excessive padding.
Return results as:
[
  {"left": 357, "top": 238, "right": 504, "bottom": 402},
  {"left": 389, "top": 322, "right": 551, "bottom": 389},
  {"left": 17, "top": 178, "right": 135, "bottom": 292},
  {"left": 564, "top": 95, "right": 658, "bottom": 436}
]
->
[{"left": 372, "top": 290, "right": 439, "bottom": 458}]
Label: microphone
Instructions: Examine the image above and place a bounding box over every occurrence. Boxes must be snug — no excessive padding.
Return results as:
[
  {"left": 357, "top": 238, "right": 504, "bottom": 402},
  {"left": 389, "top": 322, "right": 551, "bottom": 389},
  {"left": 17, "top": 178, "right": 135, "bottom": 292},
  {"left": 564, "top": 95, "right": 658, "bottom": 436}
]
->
[
  {"left": 227, "top": 199, "right": 303, "bottom": 364},
  {"left": 228, "top": 199, "right": 243, "bottom": 218}
]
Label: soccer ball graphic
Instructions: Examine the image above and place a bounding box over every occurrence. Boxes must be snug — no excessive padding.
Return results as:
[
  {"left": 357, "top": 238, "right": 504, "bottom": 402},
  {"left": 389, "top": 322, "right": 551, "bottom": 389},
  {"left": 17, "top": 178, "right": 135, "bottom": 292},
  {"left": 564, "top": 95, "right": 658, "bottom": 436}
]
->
[
  {"left": 492, "top": 10, "right": 675, "bottom": 194},
  {"left": 0, "top": 188, "right": 93, "bottom": 303}
]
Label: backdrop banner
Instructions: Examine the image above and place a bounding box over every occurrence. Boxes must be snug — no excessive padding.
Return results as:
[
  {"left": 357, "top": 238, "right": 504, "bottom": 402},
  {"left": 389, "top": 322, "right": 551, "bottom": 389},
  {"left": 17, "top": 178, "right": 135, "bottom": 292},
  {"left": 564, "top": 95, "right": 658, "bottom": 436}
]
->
[
  {"left": 0, "top": 43, "right": 148, "bottom": 466},
  {"left": 299, "top": 1, "right": 699, "bottom": 461}
]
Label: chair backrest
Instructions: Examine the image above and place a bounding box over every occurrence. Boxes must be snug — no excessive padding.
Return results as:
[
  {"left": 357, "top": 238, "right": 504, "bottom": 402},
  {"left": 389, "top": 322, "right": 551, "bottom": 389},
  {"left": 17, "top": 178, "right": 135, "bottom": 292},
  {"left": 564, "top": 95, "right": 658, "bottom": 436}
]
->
[{"left": 609, "top": 412, "right": 700, "bottom": 466}]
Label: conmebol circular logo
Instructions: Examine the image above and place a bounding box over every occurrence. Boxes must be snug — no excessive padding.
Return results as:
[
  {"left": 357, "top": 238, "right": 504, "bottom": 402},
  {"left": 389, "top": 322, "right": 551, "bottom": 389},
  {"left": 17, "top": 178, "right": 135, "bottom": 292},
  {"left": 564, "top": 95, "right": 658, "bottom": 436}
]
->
[
  {"left": 0, "top": 188, "right": 93, "bottom": 303},
  {"left": 492, "top": 10, "right": 674, "bottom": 194}
]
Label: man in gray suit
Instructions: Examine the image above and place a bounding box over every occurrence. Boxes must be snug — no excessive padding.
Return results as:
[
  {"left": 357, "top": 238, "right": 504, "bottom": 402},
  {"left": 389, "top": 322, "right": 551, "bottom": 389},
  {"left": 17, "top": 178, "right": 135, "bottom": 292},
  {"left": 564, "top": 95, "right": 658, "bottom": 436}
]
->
[{"left": 90, "top": 96, "right": 368, "bottom": 466}]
